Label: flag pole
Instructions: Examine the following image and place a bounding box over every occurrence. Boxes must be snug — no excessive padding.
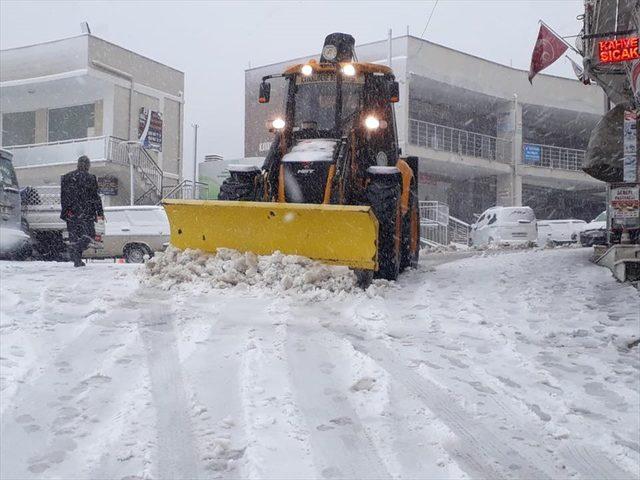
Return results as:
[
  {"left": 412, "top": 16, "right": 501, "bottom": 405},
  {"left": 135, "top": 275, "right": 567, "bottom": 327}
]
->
[{"left": 540, "top": 19, "right": 581, "bottom": 55}]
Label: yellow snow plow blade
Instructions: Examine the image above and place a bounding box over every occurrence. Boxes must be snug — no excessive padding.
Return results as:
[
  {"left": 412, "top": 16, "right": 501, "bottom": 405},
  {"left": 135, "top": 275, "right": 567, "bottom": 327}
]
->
[{"left": 162, "top": 200, "right": 379, "bottom": 270}]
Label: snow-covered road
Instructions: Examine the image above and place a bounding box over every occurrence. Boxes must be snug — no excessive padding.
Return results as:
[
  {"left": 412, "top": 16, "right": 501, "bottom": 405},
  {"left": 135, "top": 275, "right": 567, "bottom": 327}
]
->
[{"left": 1, "top": 248, "right": 638, "bottom": 480}]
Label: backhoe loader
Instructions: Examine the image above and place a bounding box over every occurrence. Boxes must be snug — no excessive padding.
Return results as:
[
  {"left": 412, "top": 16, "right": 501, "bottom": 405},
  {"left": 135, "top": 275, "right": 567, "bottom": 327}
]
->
[{"left": 163, "top": 33, "right": 420, "bottom": 284}]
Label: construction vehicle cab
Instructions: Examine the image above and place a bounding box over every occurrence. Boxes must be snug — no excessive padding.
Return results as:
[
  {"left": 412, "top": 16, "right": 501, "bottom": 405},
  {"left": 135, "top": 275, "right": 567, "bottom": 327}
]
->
[{"left": 164, "top": 33, "right": 419, "bottom": 284}]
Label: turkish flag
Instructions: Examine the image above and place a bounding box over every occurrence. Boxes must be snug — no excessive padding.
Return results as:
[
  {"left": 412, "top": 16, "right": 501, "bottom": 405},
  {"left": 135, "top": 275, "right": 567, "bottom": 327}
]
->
[{"left": 528, "top": 23, "right": 568, "bottom": 83}]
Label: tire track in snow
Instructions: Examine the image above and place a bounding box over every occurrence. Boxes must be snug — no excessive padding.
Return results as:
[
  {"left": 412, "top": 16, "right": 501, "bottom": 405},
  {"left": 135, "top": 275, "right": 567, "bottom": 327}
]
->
[
  {"left": 237, "top": 301, "right": 316, "bottom": 479},
  {"left": 286, "top": 326, "right": 391, "bottom": 480},
  {"left": 140, "top": 305, "right": 201, "bottom": 480},
  {"left": 329, "top": 327, "right": 555, "bottom": 480},
  {"left": 560, "top": 444, "right": 637, "bottom": 480}
]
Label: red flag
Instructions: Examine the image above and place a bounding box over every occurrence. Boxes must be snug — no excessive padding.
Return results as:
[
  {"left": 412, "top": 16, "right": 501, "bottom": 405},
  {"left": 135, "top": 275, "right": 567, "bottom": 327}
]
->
[{"left": 528, "top": 23, "right": 568, "bottom": 83}]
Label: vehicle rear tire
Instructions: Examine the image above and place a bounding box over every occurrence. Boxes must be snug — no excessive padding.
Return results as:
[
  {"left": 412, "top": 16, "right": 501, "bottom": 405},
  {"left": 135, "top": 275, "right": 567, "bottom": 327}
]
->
[
  {"left": 124, "top": 244, "right": 151, "bottom": 264},
  {"left": 367, "top": 169, "right": 402, "bottom": 281},
  {"left": 400, "top": 181, "right": 420, "bottom": 271}
]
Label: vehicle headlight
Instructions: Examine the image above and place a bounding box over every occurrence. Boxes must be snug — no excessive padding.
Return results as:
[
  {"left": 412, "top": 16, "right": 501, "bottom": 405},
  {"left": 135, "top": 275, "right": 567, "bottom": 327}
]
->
[
  {"left": 322, "top": 44, "right": 337, "bottom": 61},
  {"left": 301, "top": 64, "right": 313, "bottom": 76},
  {"left": 341, "top": 63, "right": 356, "bottom": 76},
  {"left": 364, "top": 116, "right": 380, "bottom": 130},
  {"left": 272, "top": 118, "right": 286, "bottom": 130}
]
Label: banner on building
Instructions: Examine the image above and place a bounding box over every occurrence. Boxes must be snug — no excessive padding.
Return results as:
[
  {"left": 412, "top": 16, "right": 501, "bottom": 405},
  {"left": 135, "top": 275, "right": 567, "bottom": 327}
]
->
[
  {"left": 623, "top": 109, "right": 638, "bottom": 182},
  {"left": 138, "top": 108, "right": 163, "bottom": 152}
]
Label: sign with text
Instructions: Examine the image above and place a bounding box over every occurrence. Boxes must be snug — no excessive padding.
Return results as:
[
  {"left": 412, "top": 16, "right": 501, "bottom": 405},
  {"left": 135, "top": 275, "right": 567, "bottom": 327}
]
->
[
  {"left": 97, "top": 175, "right": 118, "bottom": 196},
  {"left": 138, "top": 108, "right": 163, "bottom": 152},
  {"left": 623, "top": 109, "right": 638, "bottom": 182},
  {"left": 598, "top": 37, "right": 639, "bottom": 64},
  {"left": 609, "top": 183, "right": 640, "bottom": 230},
  {"left": 523, "top": 144, "right": 542, "bottom": 165}
]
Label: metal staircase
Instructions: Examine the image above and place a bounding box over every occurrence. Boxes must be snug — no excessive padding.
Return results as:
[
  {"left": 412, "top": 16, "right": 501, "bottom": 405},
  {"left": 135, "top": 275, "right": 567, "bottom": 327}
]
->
[
  {"left": 419, "top": 201, "right": 471, "bottom": 247},
  {"left": 107, "top": 138, "right": 164, "bottom": 205}
]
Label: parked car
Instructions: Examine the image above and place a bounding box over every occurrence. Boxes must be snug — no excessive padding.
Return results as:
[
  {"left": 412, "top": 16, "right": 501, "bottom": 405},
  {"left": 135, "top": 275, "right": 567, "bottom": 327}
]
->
[
  {"left": 84, "top": 206, "right": 170, "bottom": 263},
  {"left": 537, "top": 219, "right": 586, "bottom": 245},
  {"left": 0, "top": 149, "right": 30, "bottom": 259},
  {"left": 579, "top": 211, "right": 608, "bottom": 247},
  {"left": 470, "top": 206, "right": 537, "bottom": 247}
]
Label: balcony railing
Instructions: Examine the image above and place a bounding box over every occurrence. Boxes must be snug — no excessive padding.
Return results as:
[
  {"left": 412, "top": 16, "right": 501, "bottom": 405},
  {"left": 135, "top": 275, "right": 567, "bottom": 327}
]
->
[
  {"left": 522, "top": 143, "right": 585, "bottom": 171},
  {"left": 6, "top": 136, "right": 111, "bottom": 168},
  {"left": 5, "top": 136, "right": 165, "bottom": 204},
  {"left": 409, "top": 119, "right": 512, "bottom": 164}
]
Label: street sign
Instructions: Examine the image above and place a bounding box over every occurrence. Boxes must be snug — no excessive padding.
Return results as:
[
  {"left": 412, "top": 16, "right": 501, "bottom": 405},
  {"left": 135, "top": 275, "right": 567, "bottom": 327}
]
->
[
  {"left": 609, "top": 183, "right": 640, "bottom": 231},
  {"left": 523, "top": 144, "right": 541, "bottom": 165}
]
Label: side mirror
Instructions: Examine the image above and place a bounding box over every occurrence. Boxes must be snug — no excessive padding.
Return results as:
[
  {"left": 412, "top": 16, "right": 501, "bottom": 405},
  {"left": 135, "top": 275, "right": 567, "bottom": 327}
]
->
[
  {"left": 259, "top": 82, "right": 271, "bottom": 104},
  {"left": 389, "top": 81, "right": 399, "bottom": 103}
]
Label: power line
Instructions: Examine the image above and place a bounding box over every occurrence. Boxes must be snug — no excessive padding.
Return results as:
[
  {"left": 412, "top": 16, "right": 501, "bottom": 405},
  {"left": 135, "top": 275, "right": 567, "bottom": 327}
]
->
[{"left": 416, "top": 0, "right": 439, "bottom": 54}]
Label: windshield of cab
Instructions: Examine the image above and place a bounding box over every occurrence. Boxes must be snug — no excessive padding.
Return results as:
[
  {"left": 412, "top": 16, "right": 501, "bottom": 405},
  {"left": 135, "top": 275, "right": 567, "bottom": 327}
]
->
[
  {"left": 293, "top": 72, "right": 363, "bottom": 134},
  {"left": 0, "top": 157, "right": 19, "bottom": 189},
  {"left": 594, "top": 211, "right": 607, "bottom": 222}
]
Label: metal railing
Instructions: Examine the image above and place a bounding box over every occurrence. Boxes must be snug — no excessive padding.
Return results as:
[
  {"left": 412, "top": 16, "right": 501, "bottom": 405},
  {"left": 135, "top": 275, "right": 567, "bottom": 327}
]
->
[
  {"left": 522, "top": 143, "right": 585, "bottom": 171},
  {"left": 419, "top": 201, "right": 471, "bottom": 247},
  {"left": 6, "top": 136, "right": 111, "bottom": 168},
  {"left": 21, "top": 185, "right": 60, "bottom": 207},
  {"left": 448, "top": 215, "right": 470, "bottom": 246},
  {"left": 409, "top": 119, "right": 512, "bottom": 164},
  {"left": 419, "top": 201, "right": 449, "bottom": 246},
  {"left": 161, "top": 180, "right": 209, "bottom": 202},
  {"left": 107, "top": 138, "right": 163, "bottom": 202}
]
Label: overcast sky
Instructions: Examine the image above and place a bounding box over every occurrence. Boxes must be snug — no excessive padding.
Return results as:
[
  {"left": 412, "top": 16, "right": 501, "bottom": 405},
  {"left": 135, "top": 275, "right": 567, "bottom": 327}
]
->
[{"left": 1, "top": 0, "right": 584, "bottom": 178}]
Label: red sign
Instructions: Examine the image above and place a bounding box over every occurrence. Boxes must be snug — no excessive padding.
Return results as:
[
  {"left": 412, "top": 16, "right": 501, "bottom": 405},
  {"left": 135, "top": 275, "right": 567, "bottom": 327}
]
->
[{"left": 598, "top": 37, "right": 639, "bottom": 64}]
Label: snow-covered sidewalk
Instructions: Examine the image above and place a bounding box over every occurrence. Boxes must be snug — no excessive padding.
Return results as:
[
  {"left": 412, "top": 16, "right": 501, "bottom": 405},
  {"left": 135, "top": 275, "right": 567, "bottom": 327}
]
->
[{"left": 0, "top": 248, "right": 638, "bottom": 479}]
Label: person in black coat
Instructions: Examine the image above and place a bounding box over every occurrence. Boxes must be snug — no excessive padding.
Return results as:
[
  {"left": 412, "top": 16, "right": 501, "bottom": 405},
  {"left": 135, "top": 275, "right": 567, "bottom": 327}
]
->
[{"left": 60, "top": 155, "right": 104, "bottom": 267}]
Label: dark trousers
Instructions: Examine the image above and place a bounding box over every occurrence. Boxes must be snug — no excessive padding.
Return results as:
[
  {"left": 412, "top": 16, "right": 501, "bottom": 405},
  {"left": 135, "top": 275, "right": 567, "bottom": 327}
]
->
[{"left": 66, "top": 218, "right": 95, "bottom": 265}]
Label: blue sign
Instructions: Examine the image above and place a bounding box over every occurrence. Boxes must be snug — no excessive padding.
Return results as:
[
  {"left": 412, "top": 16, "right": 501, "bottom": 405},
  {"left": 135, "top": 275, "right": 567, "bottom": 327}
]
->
[{"left": 523, "top": 144, "right": 541, "bottom": 165}]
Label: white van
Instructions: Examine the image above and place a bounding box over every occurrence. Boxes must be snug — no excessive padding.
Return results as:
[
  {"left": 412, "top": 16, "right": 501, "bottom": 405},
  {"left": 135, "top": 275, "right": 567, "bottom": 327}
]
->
[
  {"left": 536, "top": 219, "right": 586, "bottom": 245},
  {"left": 470, "top": 206, "right": 537, "bottom": 247},
  {"left": 84, "top": 206, "right": 170, "bottom": 262}
]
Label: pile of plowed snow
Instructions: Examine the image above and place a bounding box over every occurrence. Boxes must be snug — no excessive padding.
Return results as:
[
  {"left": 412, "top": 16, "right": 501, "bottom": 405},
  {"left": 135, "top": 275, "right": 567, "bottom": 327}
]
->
[{"left": 143, "top": 246, "right": 387, "bottom": 299}]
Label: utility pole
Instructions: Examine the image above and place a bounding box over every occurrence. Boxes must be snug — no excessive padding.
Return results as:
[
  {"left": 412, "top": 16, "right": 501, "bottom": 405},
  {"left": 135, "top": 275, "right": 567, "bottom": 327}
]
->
[
  {"left": 192, "top": 123, "right": 199, "bottom": 199},
  {"left": 388, "top": 28, "right": 392, "bottom": 68}
]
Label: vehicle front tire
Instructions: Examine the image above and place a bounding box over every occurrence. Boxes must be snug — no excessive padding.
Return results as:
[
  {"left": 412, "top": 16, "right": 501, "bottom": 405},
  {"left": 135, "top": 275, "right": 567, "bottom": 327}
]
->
[
  {"left": 124, "top": 244, "right": 152, "bottom": 263},
  {"left": 367, "top": 168, "right": 402, "bottom": 281}
]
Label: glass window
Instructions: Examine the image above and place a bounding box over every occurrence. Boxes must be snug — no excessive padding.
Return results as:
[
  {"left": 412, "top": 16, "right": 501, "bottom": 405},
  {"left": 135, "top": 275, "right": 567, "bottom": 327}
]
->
[
  {"left": 488, "top": 214, "right": 497, "bottom": 225},
  {"left": 2, "top": 111, "right": 35, "bottom": 146},
  {"left": 594, "top": 211, "right": 607, "bottom": 222},
  {"left": 48, "top": 104, "right": 95, "bottom": 142},
  {"left": 0, "top": 156, "right": 19, "bottom": 188}
]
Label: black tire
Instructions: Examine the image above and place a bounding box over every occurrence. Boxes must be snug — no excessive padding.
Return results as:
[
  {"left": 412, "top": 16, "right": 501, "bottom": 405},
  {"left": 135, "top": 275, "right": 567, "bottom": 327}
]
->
[
  {"left": 218, "top": 168, "right": 261, "bottom": 201},
  {"left": 400, "top": 181, "right": 420, "bottom": 271},
  {"left": 124, "top": 244, "right": 151, "bottom": 264},
  {"left": 367, "top": 170, "right": 402, "bottom": 281}
]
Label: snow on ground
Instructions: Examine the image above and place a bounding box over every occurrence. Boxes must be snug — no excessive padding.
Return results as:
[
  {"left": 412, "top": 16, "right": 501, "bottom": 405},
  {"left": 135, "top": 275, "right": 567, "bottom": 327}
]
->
[{"left": 0, "top": 248, "right": 638, "bottom": 480}]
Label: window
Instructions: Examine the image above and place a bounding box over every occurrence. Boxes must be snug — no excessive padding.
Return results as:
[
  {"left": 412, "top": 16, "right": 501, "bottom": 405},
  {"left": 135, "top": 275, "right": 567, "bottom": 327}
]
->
[
  {"left": 488, "top": 214, "right": 497, "bottom": 225},
  {"left": 0, "top": 156, "right": 19, "bottom": 188},
  {"left": 2, "top": 111, "right": 35, "bottom": 146},
  {"left": 48, "top": 104, "right": 95, "bottom": 142}
]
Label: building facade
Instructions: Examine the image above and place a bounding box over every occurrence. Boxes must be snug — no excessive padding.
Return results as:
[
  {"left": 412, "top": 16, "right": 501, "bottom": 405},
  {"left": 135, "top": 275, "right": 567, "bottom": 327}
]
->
[
  {"left": 245, "top": 35, "right": 608, "bottom": 222},
  {"left": 1, "top": 34, "right": 184, "bottom": 206}
]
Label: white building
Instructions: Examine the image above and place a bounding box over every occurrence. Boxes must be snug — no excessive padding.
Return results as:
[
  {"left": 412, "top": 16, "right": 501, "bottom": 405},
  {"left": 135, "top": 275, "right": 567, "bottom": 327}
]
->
[
  {"left": 1, "top": 34, "right": 185, "bottom": 205},
  {"left": 244, "top": 35, "right": 608, "bottom": 222}
]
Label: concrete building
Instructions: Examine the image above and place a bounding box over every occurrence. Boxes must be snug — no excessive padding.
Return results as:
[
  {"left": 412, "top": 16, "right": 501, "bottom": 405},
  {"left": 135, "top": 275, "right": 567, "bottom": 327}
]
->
[
  {"left": 1, "top": 34, "right": 184, "bottom": 206},
  {"left": 245, "top": 35, "right": 608, "bottom": 222}
]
